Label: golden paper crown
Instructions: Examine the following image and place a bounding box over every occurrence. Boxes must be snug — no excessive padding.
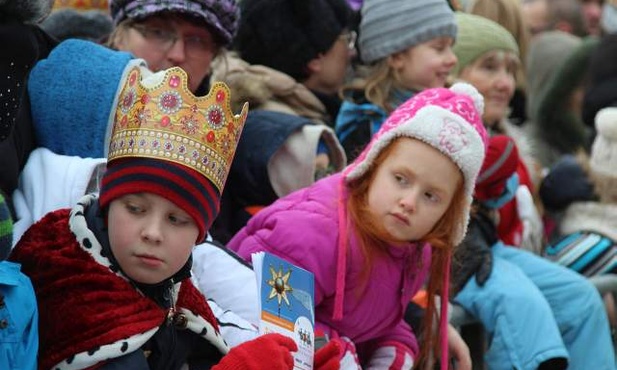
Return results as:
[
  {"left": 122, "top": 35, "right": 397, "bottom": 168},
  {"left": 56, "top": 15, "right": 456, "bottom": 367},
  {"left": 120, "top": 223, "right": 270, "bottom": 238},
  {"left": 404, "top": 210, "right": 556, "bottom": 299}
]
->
[
  {"left": 108, "top": 66, "right": 248, "bottom": 193},
  {"left": 53, "top": 0, "right": 109, "bottom": 11}
]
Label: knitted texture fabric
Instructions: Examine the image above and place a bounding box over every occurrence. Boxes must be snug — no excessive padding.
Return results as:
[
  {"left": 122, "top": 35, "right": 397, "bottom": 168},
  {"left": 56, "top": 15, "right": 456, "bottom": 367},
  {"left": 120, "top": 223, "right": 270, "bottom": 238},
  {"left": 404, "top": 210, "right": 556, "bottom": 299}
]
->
[
  {"left": 474, "top": 135, "right": 519, "bottom": 203},
  {"left": 28, "top": 39, "right": 137, "bottom": 158},
  {"left": 109, "top": 0, "right": 240, "bottom": 45},
  {"left": 99, "top": 158, "right": 220, "bottom": 242},
  {"left": 233, "top": 0, "right": 351, "bottom": 81},
  {"left": 590, "top": 107, "right": 617, "bottom": 203},
  {"left": 359, "top": 0, "right": 456, "bottom": 63},
  {"left": 451, "top": 12, "right": 519, "bottom": 76}
]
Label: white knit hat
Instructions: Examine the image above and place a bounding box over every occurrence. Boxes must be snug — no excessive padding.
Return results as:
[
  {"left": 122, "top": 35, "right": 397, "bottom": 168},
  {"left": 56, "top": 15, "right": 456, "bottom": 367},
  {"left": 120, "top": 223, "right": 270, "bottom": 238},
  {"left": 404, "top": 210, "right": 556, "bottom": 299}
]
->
[{"left": 591, "top": 108, "right": 617, "bottom": 181}]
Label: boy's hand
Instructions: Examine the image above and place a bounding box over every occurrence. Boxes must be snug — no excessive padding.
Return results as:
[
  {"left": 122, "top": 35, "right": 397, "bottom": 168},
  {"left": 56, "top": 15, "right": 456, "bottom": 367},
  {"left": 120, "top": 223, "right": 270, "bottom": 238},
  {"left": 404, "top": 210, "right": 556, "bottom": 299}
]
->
[{"left": 213, "top": 333, "right": 297, "bottom": 370}]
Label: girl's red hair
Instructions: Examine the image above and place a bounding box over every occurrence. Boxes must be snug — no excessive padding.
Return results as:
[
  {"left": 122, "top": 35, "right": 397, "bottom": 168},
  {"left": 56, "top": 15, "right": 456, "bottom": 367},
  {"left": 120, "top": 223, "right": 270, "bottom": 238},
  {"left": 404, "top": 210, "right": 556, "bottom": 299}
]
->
[{"left": 346, "top": 137, "right": 466, "bottom": 367}]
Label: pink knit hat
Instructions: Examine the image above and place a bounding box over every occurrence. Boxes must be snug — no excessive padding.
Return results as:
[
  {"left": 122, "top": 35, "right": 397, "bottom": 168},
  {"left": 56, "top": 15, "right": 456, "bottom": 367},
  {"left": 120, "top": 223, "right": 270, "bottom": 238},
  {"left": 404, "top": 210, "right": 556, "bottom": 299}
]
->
[{"left": 344, "top": 82, "right": 488, "bottom": 245}]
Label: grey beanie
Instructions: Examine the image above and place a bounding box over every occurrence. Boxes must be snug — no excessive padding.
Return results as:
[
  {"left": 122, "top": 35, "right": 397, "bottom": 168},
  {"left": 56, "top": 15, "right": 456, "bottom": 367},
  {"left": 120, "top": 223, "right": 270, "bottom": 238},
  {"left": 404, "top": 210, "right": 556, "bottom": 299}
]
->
[{"left": 359, "top": 0, "right": 457, "bottom": 63}]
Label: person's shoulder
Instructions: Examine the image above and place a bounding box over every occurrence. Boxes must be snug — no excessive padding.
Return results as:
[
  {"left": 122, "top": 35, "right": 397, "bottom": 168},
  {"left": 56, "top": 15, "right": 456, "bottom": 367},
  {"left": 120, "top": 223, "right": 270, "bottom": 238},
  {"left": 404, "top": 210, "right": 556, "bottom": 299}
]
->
[{"left": 270, "top": 173, "right": 342, "bottom": 215}]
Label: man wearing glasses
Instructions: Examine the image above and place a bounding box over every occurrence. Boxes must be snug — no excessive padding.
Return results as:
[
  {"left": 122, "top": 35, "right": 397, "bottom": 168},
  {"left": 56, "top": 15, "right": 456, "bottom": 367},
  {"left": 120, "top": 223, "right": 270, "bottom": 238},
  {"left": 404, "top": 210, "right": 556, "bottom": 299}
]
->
[{"left": 108, "top": 0, "right": 239, "bottom": 95}]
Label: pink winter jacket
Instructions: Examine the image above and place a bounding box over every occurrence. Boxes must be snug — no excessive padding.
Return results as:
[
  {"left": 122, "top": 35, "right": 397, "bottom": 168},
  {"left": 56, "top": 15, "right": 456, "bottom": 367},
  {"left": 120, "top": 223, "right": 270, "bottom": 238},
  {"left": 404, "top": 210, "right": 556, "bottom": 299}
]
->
[{"left": 227, "top": 173, "right": 431, "bottom": 363}]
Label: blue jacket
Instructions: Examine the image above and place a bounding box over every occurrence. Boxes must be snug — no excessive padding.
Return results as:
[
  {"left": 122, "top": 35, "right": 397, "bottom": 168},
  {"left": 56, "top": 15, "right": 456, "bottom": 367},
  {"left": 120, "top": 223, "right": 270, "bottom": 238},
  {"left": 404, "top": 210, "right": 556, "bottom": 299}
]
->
[{"left": 0, "top": 261, "right": 38, "bottom": 370}]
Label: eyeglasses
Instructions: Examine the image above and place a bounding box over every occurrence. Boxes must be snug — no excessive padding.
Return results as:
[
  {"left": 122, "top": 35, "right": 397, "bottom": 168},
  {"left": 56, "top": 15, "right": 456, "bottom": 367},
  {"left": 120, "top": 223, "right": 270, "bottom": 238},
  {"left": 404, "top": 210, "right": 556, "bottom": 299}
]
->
[
  {"left": 340, "top": 30, "right": 357, "bottom": 51},
  {"left": 130, "top": 23, "right": 216, "bottom": 59}
]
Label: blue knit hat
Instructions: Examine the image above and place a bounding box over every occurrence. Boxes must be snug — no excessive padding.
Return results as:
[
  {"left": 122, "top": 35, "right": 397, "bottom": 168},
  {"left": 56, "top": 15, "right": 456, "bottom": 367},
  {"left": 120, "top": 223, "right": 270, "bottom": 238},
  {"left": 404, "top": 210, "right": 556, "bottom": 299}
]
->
[
  {"left": 0, "top": 193, "right": 12, "bottom": 261},
  {"left": 28, "top": 39, "right": 145, "bottom": 158},
  {"left": 359, "top": 0, "right": 457, "bottom": 63}
]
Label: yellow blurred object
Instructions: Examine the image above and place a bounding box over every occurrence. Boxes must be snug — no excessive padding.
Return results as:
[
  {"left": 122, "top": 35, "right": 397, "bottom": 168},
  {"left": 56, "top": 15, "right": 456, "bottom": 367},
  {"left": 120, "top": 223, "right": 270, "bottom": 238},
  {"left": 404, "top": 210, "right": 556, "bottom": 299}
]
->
[{"left": 52, "top": 0, "right": 109, "bottom": 12}]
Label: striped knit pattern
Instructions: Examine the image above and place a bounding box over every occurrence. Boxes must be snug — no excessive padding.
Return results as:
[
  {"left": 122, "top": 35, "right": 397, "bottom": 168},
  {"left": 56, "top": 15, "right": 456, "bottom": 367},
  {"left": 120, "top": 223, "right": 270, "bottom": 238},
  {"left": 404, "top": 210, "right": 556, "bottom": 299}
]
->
[
  {"left": 545, "top": 231, "right": 617, "bottom": 277},
  {"left": 99, "top": 158, "right": 220, "bottom": 242},
  {"left": 0, "top": 194, "right": 12, "bottom": 251}
]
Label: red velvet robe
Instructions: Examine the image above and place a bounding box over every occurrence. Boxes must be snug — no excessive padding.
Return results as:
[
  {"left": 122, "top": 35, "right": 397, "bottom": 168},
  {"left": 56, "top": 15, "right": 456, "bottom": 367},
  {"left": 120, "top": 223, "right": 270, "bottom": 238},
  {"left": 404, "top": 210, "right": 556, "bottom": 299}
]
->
[{"left": 10, "top": 195, "right": 229, "bottom": 370}]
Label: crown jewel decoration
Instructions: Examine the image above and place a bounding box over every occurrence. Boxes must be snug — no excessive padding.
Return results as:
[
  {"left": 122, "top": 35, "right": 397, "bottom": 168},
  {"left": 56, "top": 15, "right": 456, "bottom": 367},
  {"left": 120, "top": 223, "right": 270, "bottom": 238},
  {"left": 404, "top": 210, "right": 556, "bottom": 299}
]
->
[{"left": 108, "top": 66, "right": 248, "bottom": 192}]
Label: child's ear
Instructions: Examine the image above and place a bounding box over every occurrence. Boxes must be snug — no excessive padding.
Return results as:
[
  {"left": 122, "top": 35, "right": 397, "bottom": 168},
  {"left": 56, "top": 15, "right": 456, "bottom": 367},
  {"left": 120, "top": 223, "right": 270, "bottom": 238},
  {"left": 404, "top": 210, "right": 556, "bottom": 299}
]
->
[
  {"left": 387, "top": 52, "right": 405, "bottom": 72},
  {"left": 306, "top": 55, "right": 324, "bottom": 75}
]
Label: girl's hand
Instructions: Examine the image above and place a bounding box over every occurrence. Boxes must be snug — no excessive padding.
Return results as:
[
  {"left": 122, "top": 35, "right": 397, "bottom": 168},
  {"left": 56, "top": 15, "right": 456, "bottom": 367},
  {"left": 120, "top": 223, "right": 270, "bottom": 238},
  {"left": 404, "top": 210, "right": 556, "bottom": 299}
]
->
[{"left": 447, "top": 324, "right": 471, "bottom": 370}]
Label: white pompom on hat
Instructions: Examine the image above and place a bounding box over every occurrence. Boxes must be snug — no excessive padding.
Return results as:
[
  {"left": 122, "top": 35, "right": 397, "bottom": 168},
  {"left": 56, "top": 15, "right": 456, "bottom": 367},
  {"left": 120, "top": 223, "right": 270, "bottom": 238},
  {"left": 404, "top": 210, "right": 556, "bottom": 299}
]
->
[{"left": 589, "top": 107, "right": 617, "bottom": 203}]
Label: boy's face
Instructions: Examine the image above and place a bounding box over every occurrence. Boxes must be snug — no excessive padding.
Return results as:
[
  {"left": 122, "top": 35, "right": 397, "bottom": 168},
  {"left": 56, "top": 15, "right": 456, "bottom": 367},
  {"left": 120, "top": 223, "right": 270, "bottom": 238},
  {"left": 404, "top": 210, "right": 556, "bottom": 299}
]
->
[
  {"left": 367, "top": 138, "right": 461, "bottom": 242},
  {"left": 388, "top": 36, "right": 457, "bottom": 91},
  {"left": 107, "top": 193, "right": 199, "bottom": 284},
  {"left": 458, "top": 50, "right": 518, "bottom": 127},
  {"left": 303, "top": 30, "right": 356, "bottom": 95}
]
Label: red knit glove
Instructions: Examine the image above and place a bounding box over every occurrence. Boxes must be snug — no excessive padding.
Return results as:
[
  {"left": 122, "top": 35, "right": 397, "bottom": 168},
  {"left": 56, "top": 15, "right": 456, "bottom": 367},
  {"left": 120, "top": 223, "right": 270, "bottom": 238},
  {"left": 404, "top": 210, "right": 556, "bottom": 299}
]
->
[
  {"left": 314, "top": 339, "right": 343, "bottom": 370},
  {"left": 213, "top": 333, "right": 297, "bottom": 370}
]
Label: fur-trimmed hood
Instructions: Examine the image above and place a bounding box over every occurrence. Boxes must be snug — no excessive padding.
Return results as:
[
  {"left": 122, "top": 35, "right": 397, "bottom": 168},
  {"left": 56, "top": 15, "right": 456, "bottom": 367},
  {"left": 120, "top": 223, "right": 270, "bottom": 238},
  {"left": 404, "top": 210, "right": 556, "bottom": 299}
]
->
[{"left": 0, "top": 0, "right": 52, "bottom": 23}]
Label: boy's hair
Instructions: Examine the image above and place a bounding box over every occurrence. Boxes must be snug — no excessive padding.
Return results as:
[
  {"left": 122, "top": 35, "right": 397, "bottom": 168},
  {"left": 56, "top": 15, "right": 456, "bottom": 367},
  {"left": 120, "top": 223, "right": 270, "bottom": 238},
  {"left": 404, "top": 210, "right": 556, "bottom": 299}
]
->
[{"left": 233, "top": 0, "right": 352, "bottom": 82}]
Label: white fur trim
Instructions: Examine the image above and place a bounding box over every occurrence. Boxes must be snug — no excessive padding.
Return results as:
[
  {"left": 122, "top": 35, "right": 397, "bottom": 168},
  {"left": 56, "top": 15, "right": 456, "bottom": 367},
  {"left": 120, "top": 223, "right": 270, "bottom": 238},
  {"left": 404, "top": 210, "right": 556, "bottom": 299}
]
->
[
  {"left": 52, "top": 327, "right": 158, "bottom": 370},
  {"left": 179, "top": 307, "right": 230, "bottom": 354}
]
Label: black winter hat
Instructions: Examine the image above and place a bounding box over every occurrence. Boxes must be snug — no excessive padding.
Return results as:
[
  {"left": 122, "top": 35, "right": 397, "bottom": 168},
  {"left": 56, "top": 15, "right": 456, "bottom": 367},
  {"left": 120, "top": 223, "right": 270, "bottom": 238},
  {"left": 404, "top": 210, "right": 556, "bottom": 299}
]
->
[
  {"left": 583, "top": 33, "right": 617, "bottom": 130},
  {"left": 0, "top": 0, "right": 52, "bottom": 23},
  {"left": 234, "top": 0, "right": 352, "bottom": 82}
]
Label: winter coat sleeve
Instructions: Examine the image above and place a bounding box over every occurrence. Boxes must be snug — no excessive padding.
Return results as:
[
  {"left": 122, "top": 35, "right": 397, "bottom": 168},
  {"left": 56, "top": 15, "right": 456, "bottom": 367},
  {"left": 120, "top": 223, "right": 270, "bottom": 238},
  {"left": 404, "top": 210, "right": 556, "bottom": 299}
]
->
[
  {"left": 227, "top": 202, "right": 339, "bottom": 310},
  {"left": 362, "top": 322, "right": 416, "bottom": 370}
]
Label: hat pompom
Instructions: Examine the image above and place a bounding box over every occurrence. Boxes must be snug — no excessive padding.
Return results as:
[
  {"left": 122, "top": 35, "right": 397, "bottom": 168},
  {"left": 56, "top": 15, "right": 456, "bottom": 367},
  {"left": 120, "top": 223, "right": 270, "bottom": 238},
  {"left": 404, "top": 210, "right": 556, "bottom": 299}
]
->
[
  {"left": 450, "top": 82, "right": 484, "bottom": 115},
  {"left": 595, "top": 107, "right": 617, "bottom": 140}
]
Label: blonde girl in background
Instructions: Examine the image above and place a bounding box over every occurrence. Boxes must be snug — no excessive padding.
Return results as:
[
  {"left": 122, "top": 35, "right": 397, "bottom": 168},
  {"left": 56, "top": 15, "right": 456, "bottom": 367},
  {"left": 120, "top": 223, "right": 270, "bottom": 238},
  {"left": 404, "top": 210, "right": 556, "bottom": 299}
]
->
[{"left": 334, "top": 0, "right": 458, "bottom": 161}]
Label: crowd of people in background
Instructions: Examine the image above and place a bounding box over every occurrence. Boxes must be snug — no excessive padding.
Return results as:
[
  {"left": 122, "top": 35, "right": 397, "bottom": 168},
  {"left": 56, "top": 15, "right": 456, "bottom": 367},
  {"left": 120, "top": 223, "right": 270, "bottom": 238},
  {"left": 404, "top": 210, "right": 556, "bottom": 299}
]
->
[{"left": 2, "top": 0, "right": 617, "bottom": 369}]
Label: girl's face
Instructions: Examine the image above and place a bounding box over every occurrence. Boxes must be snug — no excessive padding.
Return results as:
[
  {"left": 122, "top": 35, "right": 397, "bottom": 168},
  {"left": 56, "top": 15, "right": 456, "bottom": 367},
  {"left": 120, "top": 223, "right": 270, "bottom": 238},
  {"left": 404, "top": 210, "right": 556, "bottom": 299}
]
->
[
  {"left": 388, "top": 37, "right": 457, "bottom": 91},
  {"left": 367, "top": 138, "right": 462, "bottom": 242},
  {"left": 114, "top": 15, "right": 219, "bottom": 93},
  {"left": 458, "top": 50, "right": 519, "bottom": 127},
  {"left": 107, "top": 193, "right": 199, "bottom": 284}
]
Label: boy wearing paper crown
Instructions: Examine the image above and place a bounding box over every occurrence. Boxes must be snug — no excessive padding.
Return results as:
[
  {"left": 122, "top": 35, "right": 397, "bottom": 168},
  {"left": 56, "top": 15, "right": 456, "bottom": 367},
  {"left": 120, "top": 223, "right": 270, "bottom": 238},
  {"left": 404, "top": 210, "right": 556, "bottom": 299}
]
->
[{"left": 9, "top": 67, "right": 300, "bottom": 370}]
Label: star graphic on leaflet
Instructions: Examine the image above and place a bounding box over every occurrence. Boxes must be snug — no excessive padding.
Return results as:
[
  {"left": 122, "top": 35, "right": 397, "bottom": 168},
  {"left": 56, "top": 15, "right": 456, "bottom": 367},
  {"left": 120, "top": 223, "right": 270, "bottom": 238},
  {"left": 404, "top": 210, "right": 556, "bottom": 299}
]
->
[{"left": 267, "top": 265, "right": 293, "bottom": 310}]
